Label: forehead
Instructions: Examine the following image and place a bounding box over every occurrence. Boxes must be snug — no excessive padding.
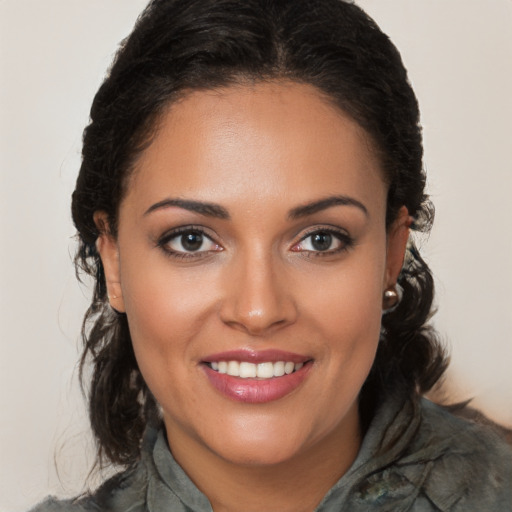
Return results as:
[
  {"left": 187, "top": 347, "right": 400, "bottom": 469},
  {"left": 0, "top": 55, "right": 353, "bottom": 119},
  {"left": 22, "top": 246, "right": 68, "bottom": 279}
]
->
[{"left": 124, "top": 81, "right": 386, "bottom": 216}]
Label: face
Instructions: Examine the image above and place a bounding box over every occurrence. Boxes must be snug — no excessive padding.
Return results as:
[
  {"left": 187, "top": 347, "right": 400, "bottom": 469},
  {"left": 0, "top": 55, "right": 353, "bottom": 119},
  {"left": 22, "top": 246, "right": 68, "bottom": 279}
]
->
[{"left": 97, "top": 82, "right": 409, "bottom": 469}]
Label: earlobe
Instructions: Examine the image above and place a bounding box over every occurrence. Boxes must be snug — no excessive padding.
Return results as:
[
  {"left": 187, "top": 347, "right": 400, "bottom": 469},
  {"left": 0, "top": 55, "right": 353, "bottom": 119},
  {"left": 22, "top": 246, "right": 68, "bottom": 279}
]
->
[
  {"left": 384, "top": 206, "right": 412, "bottom": 287},
  {"left": 93, "top": 211, "right": 126, "bottom": 313}
]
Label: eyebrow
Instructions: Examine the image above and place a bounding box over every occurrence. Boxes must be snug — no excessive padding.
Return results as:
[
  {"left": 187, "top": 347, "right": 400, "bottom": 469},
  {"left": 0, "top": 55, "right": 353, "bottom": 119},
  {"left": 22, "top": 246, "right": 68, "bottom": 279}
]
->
[
  {"left": 144, "top": 194, "right": 367, "bottom": 221},
  {"left": 288, "top": 195, "right": 368, "bottom": 219},
  {"left": 144, "top": 198, "right": 230, "bottom": 219}
]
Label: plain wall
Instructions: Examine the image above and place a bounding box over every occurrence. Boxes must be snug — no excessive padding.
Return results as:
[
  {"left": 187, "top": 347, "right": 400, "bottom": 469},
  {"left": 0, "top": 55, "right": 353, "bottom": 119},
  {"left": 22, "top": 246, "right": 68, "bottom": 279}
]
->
[{"left": 1, "top": 1, "right": 511, "bottom": 510}]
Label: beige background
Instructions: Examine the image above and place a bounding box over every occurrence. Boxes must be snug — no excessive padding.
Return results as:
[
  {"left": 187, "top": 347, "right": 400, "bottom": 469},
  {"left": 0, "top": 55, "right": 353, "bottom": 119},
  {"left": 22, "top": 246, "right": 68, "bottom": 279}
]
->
[{"left": 1, "top": 1, "right": 511, "bottom": 510}]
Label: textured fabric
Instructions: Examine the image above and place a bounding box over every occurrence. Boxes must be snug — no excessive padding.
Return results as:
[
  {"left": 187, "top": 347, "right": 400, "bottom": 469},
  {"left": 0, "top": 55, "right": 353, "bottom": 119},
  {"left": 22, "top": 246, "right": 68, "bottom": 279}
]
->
[{"left": 29, "top": 394, "right": 512, "bottom": 511}]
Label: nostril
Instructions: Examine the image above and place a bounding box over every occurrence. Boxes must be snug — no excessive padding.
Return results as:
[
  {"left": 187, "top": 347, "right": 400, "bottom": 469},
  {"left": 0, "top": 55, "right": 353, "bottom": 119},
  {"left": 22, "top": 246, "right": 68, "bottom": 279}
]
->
[{"left": 222, "top": 315, "right": 291, "bottom": 336}]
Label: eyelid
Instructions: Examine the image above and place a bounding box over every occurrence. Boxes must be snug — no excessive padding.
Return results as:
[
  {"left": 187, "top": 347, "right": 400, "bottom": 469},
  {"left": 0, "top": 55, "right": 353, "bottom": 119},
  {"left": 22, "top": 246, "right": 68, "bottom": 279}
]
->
[
  {"left": 291, "top": 225, "right": 354, "bottom": 254},
  {"left": 157, "top": 225, "right": 223, "bottom": 257},
  {"left": 155, "top": 224, "right": 353, "bottom": 259},
  {"left": 158, "top": 224, "right": 212, "bottom": 243},
  {"left": 297, "top": 224, "right": 350, "bottom": 240}
]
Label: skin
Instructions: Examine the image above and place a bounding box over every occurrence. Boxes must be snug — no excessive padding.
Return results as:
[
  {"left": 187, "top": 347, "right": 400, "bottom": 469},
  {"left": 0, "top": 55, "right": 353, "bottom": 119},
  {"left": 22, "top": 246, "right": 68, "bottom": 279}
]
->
[{"left": 96, "top": 81, "right": 410, "bottom": 512}]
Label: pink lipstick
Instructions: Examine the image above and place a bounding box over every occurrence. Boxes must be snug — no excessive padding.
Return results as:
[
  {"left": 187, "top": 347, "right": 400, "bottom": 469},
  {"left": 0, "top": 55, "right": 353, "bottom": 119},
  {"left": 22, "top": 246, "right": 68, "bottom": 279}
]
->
[{"left": 202, "top": 349, "right": 313, "bottom": 403}]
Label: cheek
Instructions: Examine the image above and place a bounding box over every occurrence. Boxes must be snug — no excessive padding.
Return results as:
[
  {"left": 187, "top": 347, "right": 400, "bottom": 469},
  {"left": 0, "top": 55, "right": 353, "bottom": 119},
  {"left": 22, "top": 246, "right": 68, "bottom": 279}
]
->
[
  {"left": 298, "top": 247, "right": 386, "bottom": 405},
  {"left": 303, "top": 253, "right": 385, "bottom": 342},
  {"left": 120, "top": 261, "right": 225, "bottom": 421},
  {"left": 120, "top": 256, "right": 222, "bottom": 364}
]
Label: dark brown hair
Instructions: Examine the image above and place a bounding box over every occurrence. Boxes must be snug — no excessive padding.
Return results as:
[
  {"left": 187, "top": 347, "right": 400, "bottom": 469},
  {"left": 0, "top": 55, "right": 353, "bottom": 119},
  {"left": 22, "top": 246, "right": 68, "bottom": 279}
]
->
[{"left": 72, "top": 0, "right": 447, "bottom": 467}]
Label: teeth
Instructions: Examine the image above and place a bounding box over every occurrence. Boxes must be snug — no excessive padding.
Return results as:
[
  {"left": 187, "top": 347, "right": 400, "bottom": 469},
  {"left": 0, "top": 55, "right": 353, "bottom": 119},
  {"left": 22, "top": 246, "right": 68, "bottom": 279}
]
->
[
  {"left": 227, "top": 361, "right": 239, "bottom": 376},
  {"left": 257, "top": 362, "right": 274, "bottom": 379},
  {"left": 239, "top": 362, "right": 257, "bottom": 378},
  {"left": 209, "top": 361, "right": 305, "bottom": 379},
  {"left": 273, "top": 361, "right": 285, "bottom": 377}
]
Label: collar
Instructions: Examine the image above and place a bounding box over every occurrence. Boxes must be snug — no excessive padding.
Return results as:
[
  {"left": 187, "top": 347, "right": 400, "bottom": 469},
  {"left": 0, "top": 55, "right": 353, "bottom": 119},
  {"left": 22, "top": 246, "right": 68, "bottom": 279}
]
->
[
  {"left": 145, "top": 427, "right": 213, "bottom": 512},
  {"left": 142, "top": 393, "right": 506, "bottom": 512}
]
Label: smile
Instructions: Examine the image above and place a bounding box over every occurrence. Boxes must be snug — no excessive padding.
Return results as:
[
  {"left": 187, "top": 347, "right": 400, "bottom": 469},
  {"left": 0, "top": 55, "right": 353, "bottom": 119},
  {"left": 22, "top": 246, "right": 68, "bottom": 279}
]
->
[
  {"left": 209, "top": 361, "right": 304, "bottom": 379},
  {"left": 202, "top": 350, "right": 313, "bottom": 403}
]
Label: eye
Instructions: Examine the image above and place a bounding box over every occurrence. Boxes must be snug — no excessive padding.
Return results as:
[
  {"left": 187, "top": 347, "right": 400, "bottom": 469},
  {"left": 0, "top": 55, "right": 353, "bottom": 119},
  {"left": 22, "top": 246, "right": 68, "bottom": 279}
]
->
[
  {"left": 291, "top": 228, "right": 353, "bottom": 255},
  {"left": 159, "top": 228, "right": 222, "bottom": 257},
  {"left": 302, "top": 232, "right": 337, "bottom": 251}
]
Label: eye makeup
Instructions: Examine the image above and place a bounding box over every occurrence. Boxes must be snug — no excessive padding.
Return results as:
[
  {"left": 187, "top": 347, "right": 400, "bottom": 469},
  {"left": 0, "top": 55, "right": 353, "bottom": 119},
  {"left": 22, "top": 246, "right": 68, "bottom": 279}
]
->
[
  {"left": 156, "top": 225, "right": 223, "bottom": 260},
  {"left": 155, "top": 222, "right": 355, "bottom": 262},
  {"left": 291, "top": 226, "right": 355, "bottom": 258}
]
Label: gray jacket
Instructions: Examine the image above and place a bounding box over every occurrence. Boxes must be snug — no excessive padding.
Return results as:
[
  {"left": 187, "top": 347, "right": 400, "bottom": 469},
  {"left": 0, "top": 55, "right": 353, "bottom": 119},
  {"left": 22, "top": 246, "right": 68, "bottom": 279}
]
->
[{"left": 30, "top": 394, "right": 512, "bottom": 511}]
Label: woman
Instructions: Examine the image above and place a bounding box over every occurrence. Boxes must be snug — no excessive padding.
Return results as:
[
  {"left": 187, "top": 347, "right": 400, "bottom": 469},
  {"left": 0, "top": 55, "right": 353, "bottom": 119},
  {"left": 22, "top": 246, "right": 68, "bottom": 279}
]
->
[{"left": 30, "top": 0, "right": 511, "bottom": 510}]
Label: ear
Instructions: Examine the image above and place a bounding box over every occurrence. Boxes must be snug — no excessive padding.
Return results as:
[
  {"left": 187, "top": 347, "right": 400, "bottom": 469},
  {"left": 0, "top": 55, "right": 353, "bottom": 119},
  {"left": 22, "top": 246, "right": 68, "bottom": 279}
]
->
[
  {"left": 93, "top": 211, "right": 126, "bottom": 313},
  {"left": 384, "top": 206, "right": 412, "bottom": 288}
]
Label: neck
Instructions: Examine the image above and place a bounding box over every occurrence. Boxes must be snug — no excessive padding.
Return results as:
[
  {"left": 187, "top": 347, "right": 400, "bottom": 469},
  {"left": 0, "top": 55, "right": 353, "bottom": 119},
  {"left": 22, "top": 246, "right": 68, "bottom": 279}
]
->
[{"left": 165, "top": 405, "right": 362, "bottom": 512}]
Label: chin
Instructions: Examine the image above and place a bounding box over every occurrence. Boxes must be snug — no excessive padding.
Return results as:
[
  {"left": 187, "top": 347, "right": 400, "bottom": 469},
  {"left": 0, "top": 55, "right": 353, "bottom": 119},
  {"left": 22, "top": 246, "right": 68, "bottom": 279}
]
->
[
  {"left": 211, "top": 433, "right": 309, "bottom": 467},
  {"left": 199, "top": 409, "right": 338, "bottom": 468}
]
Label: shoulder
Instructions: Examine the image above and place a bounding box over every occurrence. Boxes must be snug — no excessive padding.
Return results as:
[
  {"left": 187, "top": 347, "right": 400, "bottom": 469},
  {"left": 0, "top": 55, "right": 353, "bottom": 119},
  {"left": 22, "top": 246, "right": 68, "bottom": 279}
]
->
[
  {"left": 416, "top": 398, "right": 512, "bottom": 469},
  {"left": 410, "top": 399, "right": 512, "bottom": 510},
  {"left": 348, "top": 397, "right": 512, "bottom": 511},
  {"left": 28, "top": 463, "right": 148, "bottom": 512}
]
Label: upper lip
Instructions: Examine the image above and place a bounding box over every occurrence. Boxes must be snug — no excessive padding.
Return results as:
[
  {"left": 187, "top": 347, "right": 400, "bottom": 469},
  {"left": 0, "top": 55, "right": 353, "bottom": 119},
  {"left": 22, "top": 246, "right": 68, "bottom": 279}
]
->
[{"left": 202, "top": 349, "right": 311, "bottom": 364}]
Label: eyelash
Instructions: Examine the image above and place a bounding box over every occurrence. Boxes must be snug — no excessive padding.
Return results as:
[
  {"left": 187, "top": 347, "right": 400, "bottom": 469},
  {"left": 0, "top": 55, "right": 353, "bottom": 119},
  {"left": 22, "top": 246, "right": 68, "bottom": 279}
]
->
[
  {"left": 292, "top": 227, "right": 355, "bottom": 258},
  {"left": 157, "top": 225, "right": 221, "bottom": 260},
  {"left": 156, "top": 225, "right": 354, "bottom": 260}
]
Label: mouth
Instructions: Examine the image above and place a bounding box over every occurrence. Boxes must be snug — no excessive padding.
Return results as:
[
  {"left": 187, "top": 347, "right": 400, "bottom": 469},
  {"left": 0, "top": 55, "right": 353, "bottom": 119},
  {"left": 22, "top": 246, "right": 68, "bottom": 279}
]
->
[
  {"left": 207, "top": 360, "right": 305, "bottom": 379},
  {"left": 202, "top": 349, "right": 313, "bottom": 403}
]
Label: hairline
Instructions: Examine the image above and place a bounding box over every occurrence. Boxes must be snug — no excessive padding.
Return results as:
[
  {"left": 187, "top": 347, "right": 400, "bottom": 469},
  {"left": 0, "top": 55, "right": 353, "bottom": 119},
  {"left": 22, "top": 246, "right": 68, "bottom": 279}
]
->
[{"left": 113, "top": 76, "right": 388, "bottom": 236}]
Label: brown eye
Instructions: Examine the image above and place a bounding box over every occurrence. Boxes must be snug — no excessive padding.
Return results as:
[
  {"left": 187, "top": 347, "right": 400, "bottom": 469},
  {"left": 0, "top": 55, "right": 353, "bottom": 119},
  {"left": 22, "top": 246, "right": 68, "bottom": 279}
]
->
[
  {"left": 310, "top": 232, "right": 333, "bottom": 251},
  {"left": 163, "top": 229, "right": 220, "bottom": 254},
  {"left": 297, "top": 231, "right": 340, "bottom": 252},
  {"left": 290, "top": 228, "right": 354, "bottom": 256},
  {"left": 181, "top": 232, "right": 204, "bottom": 251}
]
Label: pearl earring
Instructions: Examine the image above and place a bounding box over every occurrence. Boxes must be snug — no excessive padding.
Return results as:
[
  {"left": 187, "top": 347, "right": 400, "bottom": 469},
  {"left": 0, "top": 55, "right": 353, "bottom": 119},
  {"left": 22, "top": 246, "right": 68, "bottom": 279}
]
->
[{"left": 382, "top": 287, "right": 399, "bottom": 311}]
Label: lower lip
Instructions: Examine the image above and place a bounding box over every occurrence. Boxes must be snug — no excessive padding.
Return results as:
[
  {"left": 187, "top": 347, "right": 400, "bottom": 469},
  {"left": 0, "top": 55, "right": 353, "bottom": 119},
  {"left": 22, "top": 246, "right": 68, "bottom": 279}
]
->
[{"left": 203, "top": 362, "right": 312, "bottom": 403}]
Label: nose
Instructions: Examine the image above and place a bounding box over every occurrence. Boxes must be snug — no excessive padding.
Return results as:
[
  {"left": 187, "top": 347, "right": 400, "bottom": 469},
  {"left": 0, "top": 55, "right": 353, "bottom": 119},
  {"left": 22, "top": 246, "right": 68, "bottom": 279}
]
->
[{"left": 219, "top": 251, "right": 298, "bottom": 336}]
